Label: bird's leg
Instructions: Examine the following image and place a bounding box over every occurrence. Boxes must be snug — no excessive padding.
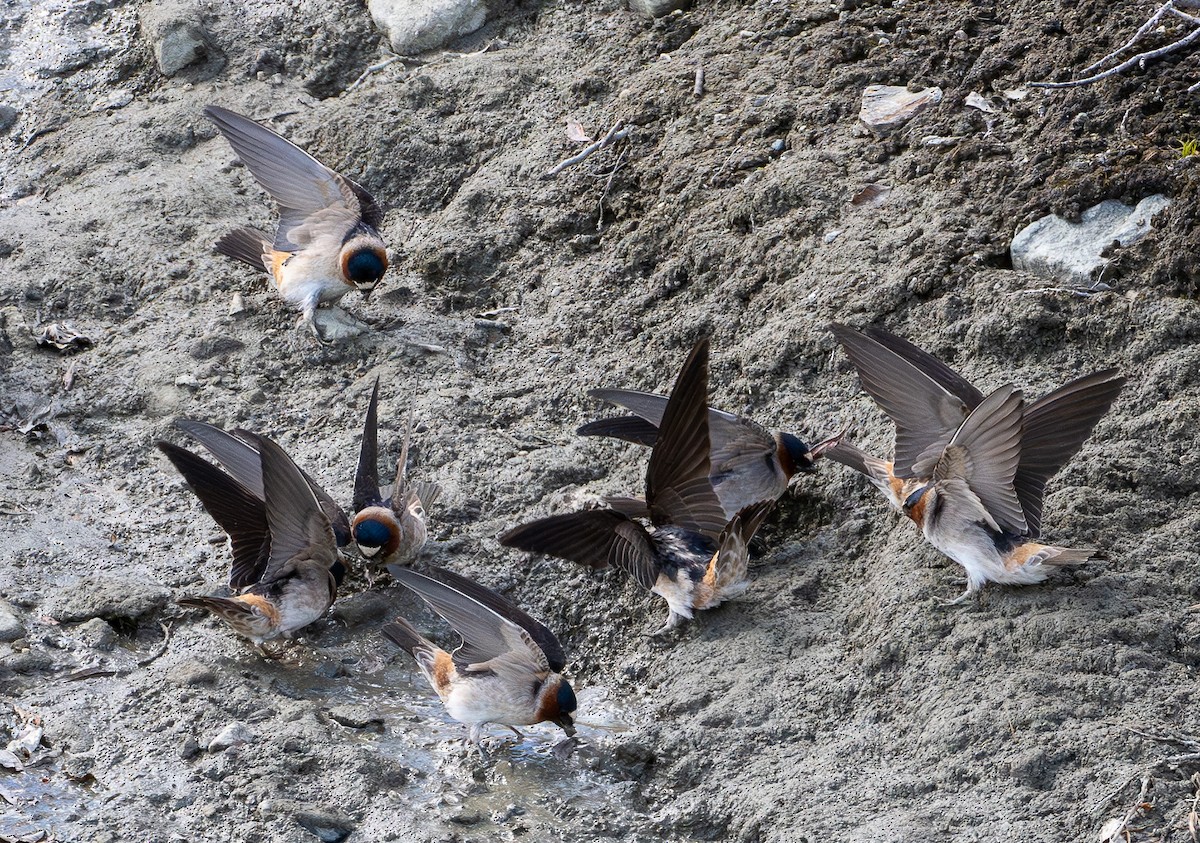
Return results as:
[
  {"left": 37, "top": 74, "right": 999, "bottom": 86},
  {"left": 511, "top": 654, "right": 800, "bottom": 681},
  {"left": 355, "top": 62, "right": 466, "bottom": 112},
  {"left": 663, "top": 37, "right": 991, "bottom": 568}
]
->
[
  {"left": 933, "top": 584, "right": 976, "bottom": 606},
  {"left": 647, "top": 609, "right": 686, "bottom": 637},
  {"left": 256, "top": 641, "right": 286, "bottom": 660},
  {"left": 506, "top": 726, "right": 526, "bottom": 740}
]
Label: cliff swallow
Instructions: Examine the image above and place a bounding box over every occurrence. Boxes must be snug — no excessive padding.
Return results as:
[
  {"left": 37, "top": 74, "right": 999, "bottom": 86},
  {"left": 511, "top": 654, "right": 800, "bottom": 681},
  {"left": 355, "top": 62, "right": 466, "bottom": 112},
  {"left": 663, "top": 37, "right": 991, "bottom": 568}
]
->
[
  {"left": 382, "top": 565, "right": 576, "bottom": 747},
  {"left": 351, "top": 378, "right": 442, "bottom": 579},
  {"left": 205, "top": 104, "right": 388, "bottom": 341},
  {"left": 578, "top": 387, "right": 841, "bottom": 522},
  {"left": 501, "top": 339, "right": 776, "bottom": 633},
  {"left": 827, "top": 323, "right": 1125, "bottom": 600},
  {"left": 158, "top": 425, "right": 348, "bottom": 649}
]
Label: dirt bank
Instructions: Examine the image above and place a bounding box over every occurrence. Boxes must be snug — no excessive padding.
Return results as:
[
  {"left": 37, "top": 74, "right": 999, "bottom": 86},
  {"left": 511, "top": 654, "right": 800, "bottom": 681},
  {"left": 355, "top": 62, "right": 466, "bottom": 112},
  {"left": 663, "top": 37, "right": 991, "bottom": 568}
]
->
[{"left": 3, "top": 0, "right": 1200, "bottom": 840}]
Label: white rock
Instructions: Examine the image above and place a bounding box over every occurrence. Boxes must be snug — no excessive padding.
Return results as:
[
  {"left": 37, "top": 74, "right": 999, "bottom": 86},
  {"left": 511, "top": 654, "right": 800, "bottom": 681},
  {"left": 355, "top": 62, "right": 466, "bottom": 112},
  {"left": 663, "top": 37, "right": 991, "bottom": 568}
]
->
[
  {"left": 1010, "top": 194, "right": 1172, "bottom": 284},
  {"left": 367, "top": 0, "right": 488, "bottom": 55},
  {"left": 964, "top": 91, "right": 994, "bottom": 113},
  {"left": 208, "top": 723, "right": 255, "bottom": 752},
  {"left": 311, "top": 307, "right": 369, "bottom": 341},
  {"left": 629, "top": 0, "right": 691, "bottom": 16},
  {"left": 859, "top": 84, "right": 943, "bottom": 136}
]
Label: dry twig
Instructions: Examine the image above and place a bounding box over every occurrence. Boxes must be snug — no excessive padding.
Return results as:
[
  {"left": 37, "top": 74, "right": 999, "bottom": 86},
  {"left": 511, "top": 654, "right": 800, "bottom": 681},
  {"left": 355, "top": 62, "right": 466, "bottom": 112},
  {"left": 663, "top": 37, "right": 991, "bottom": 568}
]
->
[
  {"left": 694, "top": 64, "right": 705, "bottom": 97},
  {"left": 544, "top": 121, "right": 631, "bottom": 178},
  {"left": 348, "top": 56, "right": 402, "bottom": 92},
  {"left": 1032, "top": 0, "right": 1200, "bottom": 91}
]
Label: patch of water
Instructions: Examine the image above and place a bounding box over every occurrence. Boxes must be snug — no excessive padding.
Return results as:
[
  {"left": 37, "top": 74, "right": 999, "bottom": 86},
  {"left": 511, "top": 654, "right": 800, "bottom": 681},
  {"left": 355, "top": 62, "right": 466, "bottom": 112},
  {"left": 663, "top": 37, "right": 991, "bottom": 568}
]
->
[
  {"left": 0, "top": 766, "right": 99, "bottom": 841},
  {"left": 275, "top": 628, "right": 647, "bottom": 837},
  {"left": 0, "top": 0, "right": 131, "bottom": 110}
]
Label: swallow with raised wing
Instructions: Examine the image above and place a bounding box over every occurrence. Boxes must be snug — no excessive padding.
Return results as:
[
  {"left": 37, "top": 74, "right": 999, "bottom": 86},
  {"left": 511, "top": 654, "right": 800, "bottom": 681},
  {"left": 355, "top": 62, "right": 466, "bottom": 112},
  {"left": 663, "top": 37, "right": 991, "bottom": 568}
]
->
[
  {"left": 382, "top": 565, "right": 576, "bottom": 747},
  {"left": 578, "top": 385, "right": 841, "bottom": 521},
  {"left": 161, "top": 431, "right": 347, "bottom": 649},
  {"left": 501, "top": 339, "right": 776, "bottom": 633},
  {"left": 827, "top": 323, "right": 1124, "bottom": 600},
  {"left": 351, "top": 377, "right": 442, "bottom": 580},
  {"left": 205, "top": 104, "right": 388, "bottom": 341}
]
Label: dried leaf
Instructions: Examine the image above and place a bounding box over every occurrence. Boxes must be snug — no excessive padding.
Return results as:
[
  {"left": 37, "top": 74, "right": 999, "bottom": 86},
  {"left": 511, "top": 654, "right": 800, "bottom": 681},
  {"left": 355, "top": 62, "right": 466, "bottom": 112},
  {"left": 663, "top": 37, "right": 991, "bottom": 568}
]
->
[
  {"left": 565, "top": 119, "right": 592, "bottom": 143},
  {"left": 851, "top": 183, "right": 892, "bottom": 207},
  {"left": 0, "top": 749, "right": 23, "bottom": 771},
  {"left": 35, "top": 322, "right": 92, "bottom": 354}
]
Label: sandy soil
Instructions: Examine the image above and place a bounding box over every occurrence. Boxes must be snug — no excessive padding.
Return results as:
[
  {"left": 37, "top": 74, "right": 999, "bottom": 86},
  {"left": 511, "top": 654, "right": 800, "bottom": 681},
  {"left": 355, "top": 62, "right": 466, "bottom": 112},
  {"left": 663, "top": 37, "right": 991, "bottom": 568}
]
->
[{"left": 3, "top": 0, "right": 1200, "bottom": 840}]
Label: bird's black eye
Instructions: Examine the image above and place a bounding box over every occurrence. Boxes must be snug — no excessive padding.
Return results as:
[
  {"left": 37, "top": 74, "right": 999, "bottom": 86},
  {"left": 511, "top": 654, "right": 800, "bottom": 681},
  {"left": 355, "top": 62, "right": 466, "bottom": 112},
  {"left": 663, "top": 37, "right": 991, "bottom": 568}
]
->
[{"left": 345, "top": 249, "right": 386, "bottom": 283}]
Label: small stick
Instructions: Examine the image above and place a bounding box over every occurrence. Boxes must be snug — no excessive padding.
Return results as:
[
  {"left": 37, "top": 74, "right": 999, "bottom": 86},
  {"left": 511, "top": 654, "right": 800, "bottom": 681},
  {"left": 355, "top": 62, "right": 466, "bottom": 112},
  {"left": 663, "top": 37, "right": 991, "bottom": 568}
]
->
[
  {"left": 544, "top": 121, "right": 630, "bottom": 178},
  {"left": 597, "top": 147, "right": 629, "bottom": 231},
  {"left": 694, "top": 65, "right": 705, "bottom": 97},
  {"left": 1032, "top": 23, "right": 1200, "bottom": 89},
  {"left": 348, "top": 55, "right": 401, "bottom": 92}
]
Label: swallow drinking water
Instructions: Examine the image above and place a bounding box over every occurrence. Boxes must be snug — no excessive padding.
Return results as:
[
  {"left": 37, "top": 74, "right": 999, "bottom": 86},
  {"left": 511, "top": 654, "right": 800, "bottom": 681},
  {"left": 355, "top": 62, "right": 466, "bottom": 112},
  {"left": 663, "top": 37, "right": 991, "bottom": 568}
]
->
[
  {"left": 578, "top": 381, "right": 841, "bottom": 521},
  {"left": 826, "top": 323, "right": 1125, "bottom": 601},
  {"left": 158, "top": 425, "right": 348, "bottom": 649},
  {"left": 382, "top": 565, "right": 576, "bottom": 747},
  {"left": 501, "top": 339, "right": 776, "bottom": 634},
  {"left": 204, "top": 104, "right": 388, "bottom": 341},
  {"left": 351, "top": 378, "right": 442, "bottom": 579}
]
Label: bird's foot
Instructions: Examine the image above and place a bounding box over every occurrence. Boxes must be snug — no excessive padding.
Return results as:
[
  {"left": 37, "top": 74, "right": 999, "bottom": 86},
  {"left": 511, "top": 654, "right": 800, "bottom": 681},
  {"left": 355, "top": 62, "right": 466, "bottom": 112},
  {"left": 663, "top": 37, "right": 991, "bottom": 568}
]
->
[
  {"left": 645, "top": 611, "right": 687, "bottom": 638},
  {"left": 933, "top": 589, "right": 974, "bottom": 607}
]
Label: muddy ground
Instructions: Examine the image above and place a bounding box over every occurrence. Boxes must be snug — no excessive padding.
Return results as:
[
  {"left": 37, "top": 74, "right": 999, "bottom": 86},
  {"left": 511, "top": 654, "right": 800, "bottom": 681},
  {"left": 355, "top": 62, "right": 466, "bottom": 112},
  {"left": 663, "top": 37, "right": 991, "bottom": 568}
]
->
[{"left": 2, "top": 0, "right": 1200, "bottom": 840}]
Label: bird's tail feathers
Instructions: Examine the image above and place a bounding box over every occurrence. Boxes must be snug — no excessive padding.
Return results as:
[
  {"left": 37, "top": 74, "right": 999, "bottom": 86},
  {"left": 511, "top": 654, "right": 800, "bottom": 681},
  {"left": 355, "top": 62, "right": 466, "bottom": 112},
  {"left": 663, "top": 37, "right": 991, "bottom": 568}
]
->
[
  {"left": 411, "top": 480, "right": 442, "bottom": 511},
  {"left": 1044, "top": 546, "right": 1103, "bottom": 566},
  {"left": 215, "top": 227, "right": 272, "bottom": 271}
]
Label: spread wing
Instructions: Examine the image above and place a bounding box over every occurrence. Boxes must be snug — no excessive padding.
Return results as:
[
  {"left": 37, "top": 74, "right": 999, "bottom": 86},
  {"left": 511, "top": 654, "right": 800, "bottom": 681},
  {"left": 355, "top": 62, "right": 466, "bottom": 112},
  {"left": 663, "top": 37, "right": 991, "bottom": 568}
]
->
[
  {"left": 177, "top": 419, "right": 350, "bottom": 548},
  {"left": 645, "top": 340, "right": 727, "bottom": 536},
  {"left": 830, "top": 323, "right": 973, "bottom": 479},
  {"left": 584, "top": 389, "right": 784, "bottom": 517},
  {"left": 500, "top": 510, "right": 660, "bottom": 591},
  {"left": 1016, "top": 368, "right": 1125, "bottom": 537},
  {"left": 156, "top": 441, "right": 271, "bottom": 590},
  {"left": 204, "top": 105, "right": 381, "bottom": 251},
  {"left": 577, "top": 415, "right": 663, "bottom": 447},
  {"left": 388, "top": 567, "right": 555, "bottom": 674},
  {"left": 256, "top": 435, "right": 338, "bottom": 582},
  {"left": 933, "top": 385, "right": 1027, "bottom": 535},
  {"left": 352, "top": 377, "right": 384, "bottom": 512},
  {"left": 862, "top": 325, "right": 985, "bottom": 409}
]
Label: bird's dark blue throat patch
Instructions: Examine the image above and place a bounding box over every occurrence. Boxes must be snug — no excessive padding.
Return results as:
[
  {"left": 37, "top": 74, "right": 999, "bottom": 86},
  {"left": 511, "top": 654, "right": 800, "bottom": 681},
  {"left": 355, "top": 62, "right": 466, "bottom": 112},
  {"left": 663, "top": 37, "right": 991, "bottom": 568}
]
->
[
  {"left": 557, "top": 681, "right": 578, "bottom": 714},
  {"left": 346, "top": 249, "right": 386, "bottom": 283},
  {"left": 355, "top": 519, "right": 392, "bottom": 548}
]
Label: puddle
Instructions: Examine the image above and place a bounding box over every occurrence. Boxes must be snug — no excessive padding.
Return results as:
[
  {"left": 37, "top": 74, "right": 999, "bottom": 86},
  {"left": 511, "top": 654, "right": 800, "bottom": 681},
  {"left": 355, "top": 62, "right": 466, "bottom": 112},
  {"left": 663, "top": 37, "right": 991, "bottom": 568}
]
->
[
  {"left": 272, "top": 627, "right": 648, "bottom": 837},
  {"left": 0, "top": 767, "right": 98, "bottom": 841}
]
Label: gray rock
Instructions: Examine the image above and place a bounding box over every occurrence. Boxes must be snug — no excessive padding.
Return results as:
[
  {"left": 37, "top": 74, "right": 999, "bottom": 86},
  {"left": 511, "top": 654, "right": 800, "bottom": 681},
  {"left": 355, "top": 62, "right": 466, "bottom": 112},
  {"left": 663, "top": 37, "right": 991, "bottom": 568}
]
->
[
  {"left": 260, "top": 800, "right": 355, "bottom": 843},
  {"left": 0, "top": 105, "right": 18, "bottom": 136},
  {"left": 310, "top": 307, "right": 368, "bottom": 341},
  {"left": 367, "top": 0, "right": 489, "bottom": 55},
  {"left": 73, "top": 618, "right": 117, "bottom": 651},
  {"left": 208, "top": 723, "right": 255, "bottom": 752},
  {"left": 42, "top": 576, "right": 170, "bottom": 623},
  {"left": 139, "top": 1, "right": 212, "bottom": 76},
  {"left": 326, "top": 704, "right": 385, "bottom": 730},
  {"left": 0, "top": 600, "right": 24, "bottom": 642},
  {"left": 629, "top": 0, "right": 691, "bottom": 16},
  {"left": 859, "top": 84, "right": 943, "bottom": 136},
  {"left": 1010, "top": 195, "right": 1172, "bottom": 284},
  {"left": 167, "top": 659, "right": 217, "bottom": 687}
]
